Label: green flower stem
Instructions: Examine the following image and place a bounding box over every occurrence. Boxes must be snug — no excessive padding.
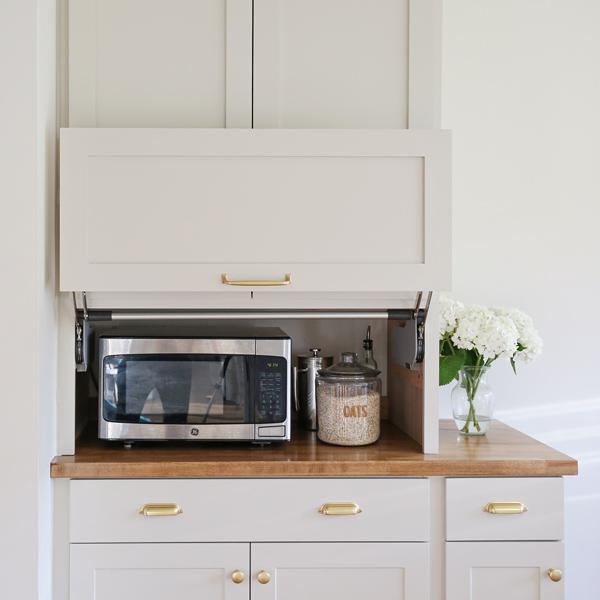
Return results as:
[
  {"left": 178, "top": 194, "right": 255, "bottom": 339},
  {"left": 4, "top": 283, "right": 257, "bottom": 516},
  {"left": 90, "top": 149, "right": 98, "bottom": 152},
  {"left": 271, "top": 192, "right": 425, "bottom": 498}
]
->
[{"left": 460, "top": 365, "right": 483, "bottom": 434}]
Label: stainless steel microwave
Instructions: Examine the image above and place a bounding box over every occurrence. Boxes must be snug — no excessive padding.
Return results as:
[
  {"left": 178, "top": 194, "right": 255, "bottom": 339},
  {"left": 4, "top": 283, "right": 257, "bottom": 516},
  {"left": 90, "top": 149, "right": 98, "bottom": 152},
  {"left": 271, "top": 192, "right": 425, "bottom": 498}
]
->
[{"left": 98, "top": 327, "right": 291, "bottom": 443}]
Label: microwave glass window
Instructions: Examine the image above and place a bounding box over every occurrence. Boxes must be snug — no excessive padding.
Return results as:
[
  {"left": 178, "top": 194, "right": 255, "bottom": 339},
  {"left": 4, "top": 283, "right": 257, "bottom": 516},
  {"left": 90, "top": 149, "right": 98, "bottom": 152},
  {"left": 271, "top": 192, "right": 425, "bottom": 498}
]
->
[{"left": 102, "top": 355, "right": 252, "bottom": 425}]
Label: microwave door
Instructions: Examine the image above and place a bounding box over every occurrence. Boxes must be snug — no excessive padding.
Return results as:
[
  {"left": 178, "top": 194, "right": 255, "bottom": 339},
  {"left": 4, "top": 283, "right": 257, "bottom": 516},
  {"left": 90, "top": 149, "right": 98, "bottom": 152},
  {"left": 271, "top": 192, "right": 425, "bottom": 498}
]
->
[
  {"left": 109, "top": 358, "right": 192, "bottom": 424},
  {"left": 102, "top": 354, "right": 253, "bottom": 427},
  {"left": 188, "top": 355, "right": 252, "bottom": 425}
]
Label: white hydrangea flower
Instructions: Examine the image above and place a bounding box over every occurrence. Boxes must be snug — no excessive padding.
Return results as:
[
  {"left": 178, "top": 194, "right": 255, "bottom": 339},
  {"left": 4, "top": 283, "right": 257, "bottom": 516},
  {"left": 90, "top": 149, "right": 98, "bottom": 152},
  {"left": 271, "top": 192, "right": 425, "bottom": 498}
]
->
[
  {"left": 451, "top": 305, "right": 519, "bottom": 362},
  {"left": 439, "top": 296, "right": 465, "bottom": 339},
  {"left": 491, "top": 306, "right": 543, "bottom": 362}
]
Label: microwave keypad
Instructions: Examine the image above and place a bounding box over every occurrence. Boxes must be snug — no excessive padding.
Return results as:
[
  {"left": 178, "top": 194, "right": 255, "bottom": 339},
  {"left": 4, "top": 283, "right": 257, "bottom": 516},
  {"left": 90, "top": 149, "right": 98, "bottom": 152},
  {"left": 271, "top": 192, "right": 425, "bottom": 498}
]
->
[
  {"left": 255, "top": 357, "right": 287, "bottom": 424},
  {"left": 258, "top": 372, "right": 283, "bottom": 421}
]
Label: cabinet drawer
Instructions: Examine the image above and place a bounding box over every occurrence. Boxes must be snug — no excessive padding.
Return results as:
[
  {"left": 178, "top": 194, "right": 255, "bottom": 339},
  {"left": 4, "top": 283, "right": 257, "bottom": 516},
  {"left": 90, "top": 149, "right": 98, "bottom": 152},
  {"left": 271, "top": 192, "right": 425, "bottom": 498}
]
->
[
  {"left": 446, "top": 477, "right": 564, "bottom": 541},
  {"left": 70, "top": 478, "right": 429, "bottom": 543}
]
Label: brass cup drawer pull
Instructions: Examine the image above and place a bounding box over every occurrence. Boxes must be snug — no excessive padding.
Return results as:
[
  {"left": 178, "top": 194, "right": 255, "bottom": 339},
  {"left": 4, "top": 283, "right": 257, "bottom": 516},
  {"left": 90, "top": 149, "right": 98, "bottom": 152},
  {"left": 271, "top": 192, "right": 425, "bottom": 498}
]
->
[
  {"left": 548, "top": 568, "right": 563, "bottom": 582},
  {"left": 483, "top": 502, "right": 528, "bottom": 514},
  {"left": 138, "top": 503, "right": 183, "bottom": 517},
  {"left": 318, "top": 502, "right": 363, "bottom": 516},
  {"left": 221, "top": 273, "right": 292, "bottom": 286}
]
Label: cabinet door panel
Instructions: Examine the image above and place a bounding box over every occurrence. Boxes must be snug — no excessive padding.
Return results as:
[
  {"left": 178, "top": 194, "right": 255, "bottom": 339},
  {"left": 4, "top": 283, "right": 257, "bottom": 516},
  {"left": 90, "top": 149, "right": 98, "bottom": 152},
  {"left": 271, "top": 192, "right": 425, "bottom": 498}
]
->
[
  {"left": 70, "top": 543, "right": 249, "bottom": 600},
  {"left": 60, "top": 128, "right": 451, "bottom": 293},
  {"left": 251, "top": 542, "right": 429, "bottom": 600},
  {"left": 446, "top": 542, "right": 564, "bottom": 600},
  {"left": 69, "top": 0, "right": 252, "bottom": 128},
  {"left": 254, "top": 0, "right": 441, "bottom": 129}
]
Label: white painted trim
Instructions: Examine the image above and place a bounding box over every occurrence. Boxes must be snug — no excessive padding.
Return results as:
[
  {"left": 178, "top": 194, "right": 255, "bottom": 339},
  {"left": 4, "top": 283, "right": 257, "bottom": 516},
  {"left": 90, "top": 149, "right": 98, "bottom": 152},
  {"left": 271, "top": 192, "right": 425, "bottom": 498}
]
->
[
  {"left": 52, "top": 479, "right": 71, "bottom": 600},
  {"left": 429, "top": 477, "right": 446, "bottom": 600},
  {"left": 68, "top": 0, "right": 97, "bottom": 127},
  {"left": 56, "top": 293, "right": 76, "bottom": 455}
]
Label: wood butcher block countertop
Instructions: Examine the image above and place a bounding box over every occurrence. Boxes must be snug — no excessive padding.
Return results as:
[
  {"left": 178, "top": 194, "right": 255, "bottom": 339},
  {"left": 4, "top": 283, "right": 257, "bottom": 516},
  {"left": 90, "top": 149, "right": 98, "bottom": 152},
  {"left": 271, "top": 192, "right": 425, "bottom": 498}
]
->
[{"left": 50, "top": 420, "right": 577, "bottom": 479}]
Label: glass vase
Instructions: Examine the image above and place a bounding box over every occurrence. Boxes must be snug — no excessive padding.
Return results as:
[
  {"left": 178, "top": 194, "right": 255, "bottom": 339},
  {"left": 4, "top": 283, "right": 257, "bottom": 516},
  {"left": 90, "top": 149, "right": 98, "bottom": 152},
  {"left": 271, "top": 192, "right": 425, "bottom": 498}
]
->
[{"left": 451, "top": 366, "right": 494, "bottom": 435}]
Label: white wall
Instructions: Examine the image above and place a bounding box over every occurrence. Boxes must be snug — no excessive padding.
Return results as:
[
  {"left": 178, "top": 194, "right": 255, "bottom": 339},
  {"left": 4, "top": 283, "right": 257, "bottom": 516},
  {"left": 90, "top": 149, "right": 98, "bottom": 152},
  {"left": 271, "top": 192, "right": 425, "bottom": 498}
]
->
[
  {"left": 0, "top": 1, "right": 57, "bottom": 599},
  {"left": 441, "top": 2, "right": 600, "bottom": 597},
  {"left": 37, "top": 1, "right": 58, "bottom": 598}
]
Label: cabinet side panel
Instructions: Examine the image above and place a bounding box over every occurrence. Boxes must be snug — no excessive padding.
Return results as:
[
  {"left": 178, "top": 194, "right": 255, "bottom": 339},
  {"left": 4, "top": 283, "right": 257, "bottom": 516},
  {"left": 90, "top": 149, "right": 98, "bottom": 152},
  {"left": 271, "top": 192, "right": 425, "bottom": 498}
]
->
[
  {"left": 57, "top": 293, "right": 76, "bottom": 454},
  {"left": 422, "top": 293, "right": 439, "bottom": 453},
  {"left": 387, "top": 320, "right": 424, "bottom": 448}
]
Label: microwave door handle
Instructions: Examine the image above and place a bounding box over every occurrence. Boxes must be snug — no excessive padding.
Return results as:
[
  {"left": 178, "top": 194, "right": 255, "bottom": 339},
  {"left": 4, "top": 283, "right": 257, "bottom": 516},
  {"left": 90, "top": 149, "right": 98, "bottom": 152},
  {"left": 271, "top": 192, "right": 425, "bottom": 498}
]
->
[{"left": 293, "top": 367, "right": 298, "bottom": 411}]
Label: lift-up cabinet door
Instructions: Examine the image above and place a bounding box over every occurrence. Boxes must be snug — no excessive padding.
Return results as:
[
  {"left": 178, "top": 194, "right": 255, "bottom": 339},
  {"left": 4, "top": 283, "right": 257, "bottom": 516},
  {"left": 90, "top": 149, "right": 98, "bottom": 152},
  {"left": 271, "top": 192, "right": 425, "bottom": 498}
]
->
[{"left": 60, "top": 128, "right": 451, "bottom": 294}]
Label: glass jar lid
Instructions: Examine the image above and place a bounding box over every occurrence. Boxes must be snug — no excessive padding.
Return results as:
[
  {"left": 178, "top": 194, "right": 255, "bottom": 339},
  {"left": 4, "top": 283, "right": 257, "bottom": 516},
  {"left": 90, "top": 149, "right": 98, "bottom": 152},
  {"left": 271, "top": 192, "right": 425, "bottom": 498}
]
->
[{"left": 318, "top": 352, "right": 381, "bottom": 378}]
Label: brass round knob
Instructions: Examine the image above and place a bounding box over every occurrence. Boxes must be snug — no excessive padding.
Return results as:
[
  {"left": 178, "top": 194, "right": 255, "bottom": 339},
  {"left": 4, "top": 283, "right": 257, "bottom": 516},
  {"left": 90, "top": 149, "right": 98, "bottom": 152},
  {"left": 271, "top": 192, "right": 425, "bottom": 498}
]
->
[
  {"left": 257, "top": 570, "right": 271, "bottom": 584},
  {"left": 548, "top": 568, "right": 563, "bottom": 582},
  {"left": 231, "top": 570, "right": 244, "bottom": 584}
]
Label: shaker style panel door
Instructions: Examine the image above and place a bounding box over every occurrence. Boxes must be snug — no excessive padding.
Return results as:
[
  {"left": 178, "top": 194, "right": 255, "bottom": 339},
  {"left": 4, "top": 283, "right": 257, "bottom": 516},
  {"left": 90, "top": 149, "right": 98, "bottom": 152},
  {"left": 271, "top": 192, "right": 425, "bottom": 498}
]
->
[
  {"left": 253, "top": 0, "right": 441, "bottom": 128},
  {"left": 251, "top": 543, "right": 429, "bottom": 600},
  {"left": 59, "top": 128, "right": 451, "bottom": 293},
  {"left": 446, "top": 542, "right": 565, "bottom": 600},
  {"left": 69, "top": 0, "right": 252, "bottom": 128},
  {"left": 70, "top": 543, "right": 249, "bottom": 600}
]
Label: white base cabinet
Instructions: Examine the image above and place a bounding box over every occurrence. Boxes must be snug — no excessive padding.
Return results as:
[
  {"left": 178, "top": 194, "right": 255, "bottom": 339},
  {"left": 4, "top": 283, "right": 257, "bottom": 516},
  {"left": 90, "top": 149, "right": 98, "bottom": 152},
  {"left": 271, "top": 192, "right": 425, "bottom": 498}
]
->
[
  {"left": 70, "top": 542, "right": 428, "bottom": 600},
  {"left": 444, "top": 478, "right": 566, "bottom": 599},
  {"left": 66, "top": 477, "right": 566, "bottom": 600}
]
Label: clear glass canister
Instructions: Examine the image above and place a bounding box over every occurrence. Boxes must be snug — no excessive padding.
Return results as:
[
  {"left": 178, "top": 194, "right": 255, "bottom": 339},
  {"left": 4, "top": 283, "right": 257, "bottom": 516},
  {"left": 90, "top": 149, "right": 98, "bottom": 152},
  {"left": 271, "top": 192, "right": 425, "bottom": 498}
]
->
[{"left": 316, "top": 352, "right": 382, "bottom": 446}]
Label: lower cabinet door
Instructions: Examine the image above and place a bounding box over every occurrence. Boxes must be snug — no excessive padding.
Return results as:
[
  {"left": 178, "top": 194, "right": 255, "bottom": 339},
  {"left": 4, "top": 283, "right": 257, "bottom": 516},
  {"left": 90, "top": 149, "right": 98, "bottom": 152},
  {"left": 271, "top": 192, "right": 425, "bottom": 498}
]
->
[
  {"left": 250, "top": 542, "right": 429, "bottom": 600},
  {"left": 446, "top": 542, "right": 564, "bottom": 600},
  {"left": 70, "top": 543, "right": 249, "bottom": 600}
]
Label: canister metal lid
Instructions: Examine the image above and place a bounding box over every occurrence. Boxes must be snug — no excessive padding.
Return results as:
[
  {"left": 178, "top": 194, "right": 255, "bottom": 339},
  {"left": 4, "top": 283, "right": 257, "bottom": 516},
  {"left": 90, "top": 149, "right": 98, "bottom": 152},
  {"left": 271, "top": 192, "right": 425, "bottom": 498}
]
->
[{"left": 318, "top": 351, "right": 381, "bottom": 378}]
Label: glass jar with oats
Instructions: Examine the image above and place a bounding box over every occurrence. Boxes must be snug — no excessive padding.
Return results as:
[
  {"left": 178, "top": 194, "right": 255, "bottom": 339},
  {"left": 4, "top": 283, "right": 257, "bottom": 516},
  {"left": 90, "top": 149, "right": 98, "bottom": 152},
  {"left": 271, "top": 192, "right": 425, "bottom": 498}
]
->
[{"left": 316, "top": 352, "right": 381, "bottom": 446}]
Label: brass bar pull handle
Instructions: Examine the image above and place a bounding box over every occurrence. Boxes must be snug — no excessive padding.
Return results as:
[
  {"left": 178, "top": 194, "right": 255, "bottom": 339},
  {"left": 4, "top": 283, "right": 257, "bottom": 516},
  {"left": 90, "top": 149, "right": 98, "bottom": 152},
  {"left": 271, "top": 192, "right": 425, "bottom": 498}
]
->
[
  {"left": 138, "top": 503, "right": 183, "bottom": 517},
  {"left": 483, "top": 502, "right": 528, "bottom": 514},
  {"left": 221, "top": 273, "right": 291, "bottom": 286},
  {"left": 318, "top": 503, "right": 363, "bottom": 516}
]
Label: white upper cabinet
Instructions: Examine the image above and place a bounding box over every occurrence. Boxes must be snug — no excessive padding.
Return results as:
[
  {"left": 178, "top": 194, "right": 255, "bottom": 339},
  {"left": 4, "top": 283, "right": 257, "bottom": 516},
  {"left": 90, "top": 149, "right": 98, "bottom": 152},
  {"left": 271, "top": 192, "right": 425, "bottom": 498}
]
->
[
  {"left": 64, "top": 1, "right": 448, "bottom": 297},
  {"left": 59, "top": 128, "right": 451, "bottom": 294},
  {"left": 68, "top": 0, "right": 441, "bottom": 130},
  {"left": 69, "top": 0, "right": 252, "bottom": 128},
  {"left": 253, "top": 0, "right": 441, "bottom": 129}
]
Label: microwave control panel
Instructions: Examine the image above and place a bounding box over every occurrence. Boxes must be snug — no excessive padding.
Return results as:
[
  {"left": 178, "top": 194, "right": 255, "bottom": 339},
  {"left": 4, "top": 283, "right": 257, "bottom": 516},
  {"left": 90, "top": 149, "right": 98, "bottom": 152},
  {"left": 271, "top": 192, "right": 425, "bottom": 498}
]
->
[{"left": 255, "top": 356, "right": 287, "bottom": 424}]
